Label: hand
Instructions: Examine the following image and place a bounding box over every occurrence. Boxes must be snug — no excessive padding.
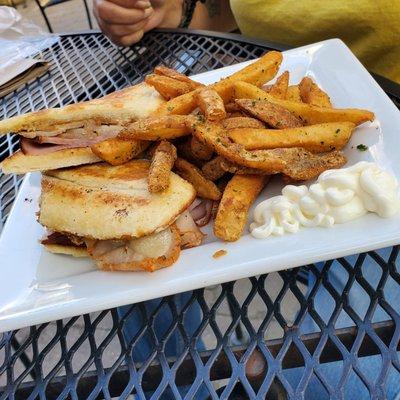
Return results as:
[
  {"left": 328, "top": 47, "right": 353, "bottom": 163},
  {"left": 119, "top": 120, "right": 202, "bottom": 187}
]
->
[
  {"left": 94, "top": 0, "right": 182, "bottom": 47},
  {"left": 94, "top": 0, "right": 153, "bottom": 46}
]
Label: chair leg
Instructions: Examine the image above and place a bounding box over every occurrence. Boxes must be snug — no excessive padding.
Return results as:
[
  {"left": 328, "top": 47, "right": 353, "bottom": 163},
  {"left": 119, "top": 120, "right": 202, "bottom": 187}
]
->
[
  {"left": 33, "top": 0, "right": 53, "bottom": 33},
  {"left": 82, "top": 0, "right": 93, "bottom": 29}
]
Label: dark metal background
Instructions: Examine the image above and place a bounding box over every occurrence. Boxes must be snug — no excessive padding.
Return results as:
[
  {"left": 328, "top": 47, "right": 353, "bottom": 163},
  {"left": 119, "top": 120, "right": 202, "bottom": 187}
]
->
[{"left": 0, "top": 30, "right": 399, "bottom": 399}]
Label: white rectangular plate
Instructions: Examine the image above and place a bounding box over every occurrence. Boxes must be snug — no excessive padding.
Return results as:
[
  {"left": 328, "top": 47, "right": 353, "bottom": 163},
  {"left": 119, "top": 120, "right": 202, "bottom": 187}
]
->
[{"left": 1, "top": 39, "right": 399, "bottom": 332}]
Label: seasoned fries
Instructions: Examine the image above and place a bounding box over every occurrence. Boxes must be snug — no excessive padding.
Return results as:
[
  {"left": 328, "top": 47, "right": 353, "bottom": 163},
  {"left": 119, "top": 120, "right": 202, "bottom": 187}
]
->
[
  {"left": 233, "top": 81, "right": 374, "bottom": 125},
  {"left": 145, "top": 74, "right": 193, "bottom": 100},
  {"left": 201, "top": 156, "right": 226, "bottom": 181},
  {"left": 92, "top": 49, "right": 375, "bottom": 246},
  {"left": 174, "top": 158, "right": 222, "bottom": 200},
  {"left": 226, "top": 51, "right": 283, "bottom": 89},
  {"left": 227, "top": 122, "right": 356, "bottom": 152},
  {"left": 286, "top": 85, "right": 302, "bottom": 102},
  {"left": 214, "top": 175, "right": 267, "bottom": 242},
  {"left": 190, "top": 136, "right": 214, "bottom": 160},
  {"left": 154, "top": 66, "right": 203, "bottom": 89},
  {"left": 236, "top": 98, "right": 303, "bottom": 128},
  {"left": 225, "top": 102, "right": 242, "bottom": 113},
  {"left": 119, "top": 115, "right": 194, "bottom": 141},
  {"left": 220, "top": 159, "right": 269, "bottom": 175},
  {"left": 148, "top": 141, "right": 177, "bottom": 193},
  {"left": 196, "top": 88, "right": 227, "bottom": 121},
  {"left": 286, "top": 85, "right": 301, "bottom": 102},
  {"left": 268, "top": 71, "right": 289, "bottom": 99},
  {"left": 191, "top": 122, "right": 347, "bottom": 180},
  {"left": 158, "top": 51, "right": 283, "bottom": 115},
  {"left": 222, "top": 117, "right": 265, "bottom": 129},
  {"left": 176, "top": 139, "right": 204, "bottom": 167},
  {"left": 91, "top": 138, "right": 148, "bottom": 165},
  {"left": 299, "top": 77, "right": 332, "bottom": 107}
]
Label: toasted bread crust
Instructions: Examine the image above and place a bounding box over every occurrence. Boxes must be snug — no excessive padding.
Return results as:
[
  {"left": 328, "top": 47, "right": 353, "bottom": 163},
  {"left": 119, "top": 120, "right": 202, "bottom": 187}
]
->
[
  {"left": 0, "top": 148, "right": 101, "bottom": 174},
  {"left": 39, "top": 160, "right": 196, "bottom": 240},
  {"left": 0, "top": 83, "right": 165, "bottom": 134},
  {"left": 43, "top": 243, "right": 88, "bottom": 258}
]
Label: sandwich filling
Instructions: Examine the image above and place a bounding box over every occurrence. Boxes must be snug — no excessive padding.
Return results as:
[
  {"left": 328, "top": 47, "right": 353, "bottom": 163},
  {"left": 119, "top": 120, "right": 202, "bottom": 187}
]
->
[
  {"left": 41, "top": 211, "right": 204, "bottom": 271},
  {"left": 38, "top": 160, "right": 199, "bottom": 272},
  {"left": 20, "top": 122, "right": 123, "bottom": 155}
]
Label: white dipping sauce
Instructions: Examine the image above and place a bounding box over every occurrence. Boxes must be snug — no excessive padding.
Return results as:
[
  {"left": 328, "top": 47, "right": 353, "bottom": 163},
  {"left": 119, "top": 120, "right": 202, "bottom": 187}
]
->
[{"left": 250, "top": 162, "right": 400, "bottom": 239}]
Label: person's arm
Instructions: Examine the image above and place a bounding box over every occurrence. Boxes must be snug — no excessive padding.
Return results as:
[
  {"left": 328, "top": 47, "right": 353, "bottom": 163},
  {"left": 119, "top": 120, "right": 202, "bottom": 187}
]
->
[
  {"left": 94, "top": 0, "right": 236, "bottom": 46},
  {"left": 190, "top": 0, "right": 237, "bottom": 32}
]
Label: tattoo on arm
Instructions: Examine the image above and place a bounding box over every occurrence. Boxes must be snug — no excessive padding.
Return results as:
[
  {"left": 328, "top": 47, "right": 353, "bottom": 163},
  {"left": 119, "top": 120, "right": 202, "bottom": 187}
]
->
[{"left": 203, "top": 0, "right": 221, "bottom": 17}]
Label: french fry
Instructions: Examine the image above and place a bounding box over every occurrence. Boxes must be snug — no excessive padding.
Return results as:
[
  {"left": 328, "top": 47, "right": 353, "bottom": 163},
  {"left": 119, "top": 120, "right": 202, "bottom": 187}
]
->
[
  {"left": 220, "top": 159, "right": 267, "bottom": 175},
  {"left": 158, "top": 51, "right": 283, "bottom": 115},
  {"left": 201, "top": 156, "right": 226, "bottom": 181},
  {"left": 214, "top": 174, "right": 268, "bottom": 241},
  {"left": 236, "top": 98, "right": 303, "bottom": 128},
  {"left": 118, "top": 115, "right": 195, "bottom": 141},
  {"left": 190, "top": 136, "right": 214, "bottom": 160},
  {"left": 176, "top": 139, "right": 204, "bottom": 168},
  {"left": 174, "top": 157, "right": 221, "bottom": 200},
  {"left": 145, "top": 74, "right": 193, "bottom": 99},
  {"left": 211, "top": 200, "right": 219, "bottom": 220},
  {"left": 233, "top": 81, "right": 374, "bottom": 126},
  {"left": 225, "top": 102, "right": 242, "bottom": 113},
  {"left": 159, "top": 90, "right": 200, "bottom": 116},
  {"left": 222, "top": 117, "right": 265, "bottom": 129},
  {"left": 227, "top": 112, "right": 247, "bottom": 118},
  {"left": 268, "top": 70, "right": 289, "bottom": 99},
  {"left": 227, "top": 122, "right": 356, "bottom": 152},
  {"left": 154, "top": 66, "right": 203, "bottom": 89},
  {"left": 286, "top": 85, "right": 302, "bottom": 102},
  {"left": 196, "top": 88, "right": 227, "bottom": 121},
  {"left": 299, "top": 77, "right": 332, "bottom": 107},
  {"left": 224, "top": 51, "right": 283, "bottom": 89},
  {"left": 148, "top": 141, "right": 177, "bottom": 193},
  {"left": 191, "top": 122, "right": 347, "bottom": 180},
  {"left": 91, "top": 138, "right": 149, "bottom": 165}
]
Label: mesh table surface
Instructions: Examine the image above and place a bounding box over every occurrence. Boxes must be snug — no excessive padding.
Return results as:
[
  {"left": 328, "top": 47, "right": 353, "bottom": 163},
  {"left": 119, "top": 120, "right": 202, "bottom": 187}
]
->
[{"left": 0, "top": 30, "right": 399, "bottom": 400}]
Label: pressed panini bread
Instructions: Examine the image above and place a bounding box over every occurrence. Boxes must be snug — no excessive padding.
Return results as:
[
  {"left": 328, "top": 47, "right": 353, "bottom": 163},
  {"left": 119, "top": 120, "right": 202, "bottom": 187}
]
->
[
  {"left": 0, "top": 83, "right": 166, "bottom": 174},
  {"left": 0, "top": 83, "right": 164, "bottom": 134},
  {"left": 1, "top": 147, "right": 101, "bottom": 174},
  {"left": 39, "top": 160, "right": 196, "bottom": 240}
]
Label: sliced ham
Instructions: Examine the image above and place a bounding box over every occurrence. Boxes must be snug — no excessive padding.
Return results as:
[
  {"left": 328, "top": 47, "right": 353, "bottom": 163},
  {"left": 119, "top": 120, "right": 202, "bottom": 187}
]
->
[
  {"left": 36, "top": 137, "right": 94, "bottom": 146},
  {"left": 41, "top": 232, "right": 85, "bottom": 248},
  {"left": 20, "top": 138, "right": 76, "bottom": 155},
  {"left": 39, "top": 206, "right": 206, "bottom": 271},
  {"left": 189, "top": 199, "right": 213, "bottom": 227},
  {"left": 20, "top": 124, "right": 123, "bottom": 155},
  {"left": 42, "top": 226, "right": 182, "bottom": 272},
  {"left": 38, "top": 125, "right": 122, "bottom": 143},
  {"left": 85, "top": 225, "right": 181, "bottom": 272},
  {"left": 175, "top": 210, "right": 205, "bottom": 248}
]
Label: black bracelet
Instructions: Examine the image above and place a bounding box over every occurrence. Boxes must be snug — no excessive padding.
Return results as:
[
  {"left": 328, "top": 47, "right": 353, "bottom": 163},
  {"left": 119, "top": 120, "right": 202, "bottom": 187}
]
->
[{"left": 179, "top": 0, "right": 205, "bottom": 28}]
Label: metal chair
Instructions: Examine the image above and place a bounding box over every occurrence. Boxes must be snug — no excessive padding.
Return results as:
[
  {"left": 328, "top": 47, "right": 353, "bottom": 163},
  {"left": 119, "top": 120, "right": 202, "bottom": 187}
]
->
[{"left": 33, "top": 0, "right": 93, "bottom": 32}]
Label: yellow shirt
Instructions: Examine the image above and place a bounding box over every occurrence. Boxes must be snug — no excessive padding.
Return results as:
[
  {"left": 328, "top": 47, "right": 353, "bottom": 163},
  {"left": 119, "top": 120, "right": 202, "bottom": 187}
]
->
[{"left": 230, "top": 0, "right": 400, "bottom": 83}]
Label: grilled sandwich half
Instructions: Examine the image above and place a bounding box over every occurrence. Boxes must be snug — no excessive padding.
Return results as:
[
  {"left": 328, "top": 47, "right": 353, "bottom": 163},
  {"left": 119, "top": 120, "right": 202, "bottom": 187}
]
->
[{"left": 39, "top": 160, "right": 201, "bottom": 272}]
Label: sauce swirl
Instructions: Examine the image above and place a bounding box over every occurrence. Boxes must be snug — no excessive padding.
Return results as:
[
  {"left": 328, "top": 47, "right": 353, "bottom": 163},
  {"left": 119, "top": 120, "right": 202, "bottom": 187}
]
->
[{"left": 250, "top": 162, "right": 400, "bottom": 239}]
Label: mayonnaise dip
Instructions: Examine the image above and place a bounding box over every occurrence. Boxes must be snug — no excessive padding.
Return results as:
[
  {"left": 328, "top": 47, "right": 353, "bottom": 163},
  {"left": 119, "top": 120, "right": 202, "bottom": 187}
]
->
[{"left": 250, "top": 162, "right": 400, "bottom": 239}]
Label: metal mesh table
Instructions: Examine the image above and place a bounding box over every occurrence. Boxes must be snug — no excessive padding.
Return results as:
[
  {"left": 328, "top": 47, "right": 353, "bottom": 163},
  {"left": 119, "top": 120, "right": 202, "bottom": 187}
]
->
[{"left": 0, "top": 30, "right": 400, "bottom": 400}]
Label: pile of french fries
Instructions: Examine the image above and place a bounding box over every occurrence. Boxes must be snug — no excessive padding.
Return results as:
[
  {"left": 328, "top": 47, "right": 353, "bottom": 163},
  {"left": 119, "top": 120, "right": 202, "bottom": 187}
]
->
[{"left": 91, "top": 51, "right": 375, "bottom": 243}]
